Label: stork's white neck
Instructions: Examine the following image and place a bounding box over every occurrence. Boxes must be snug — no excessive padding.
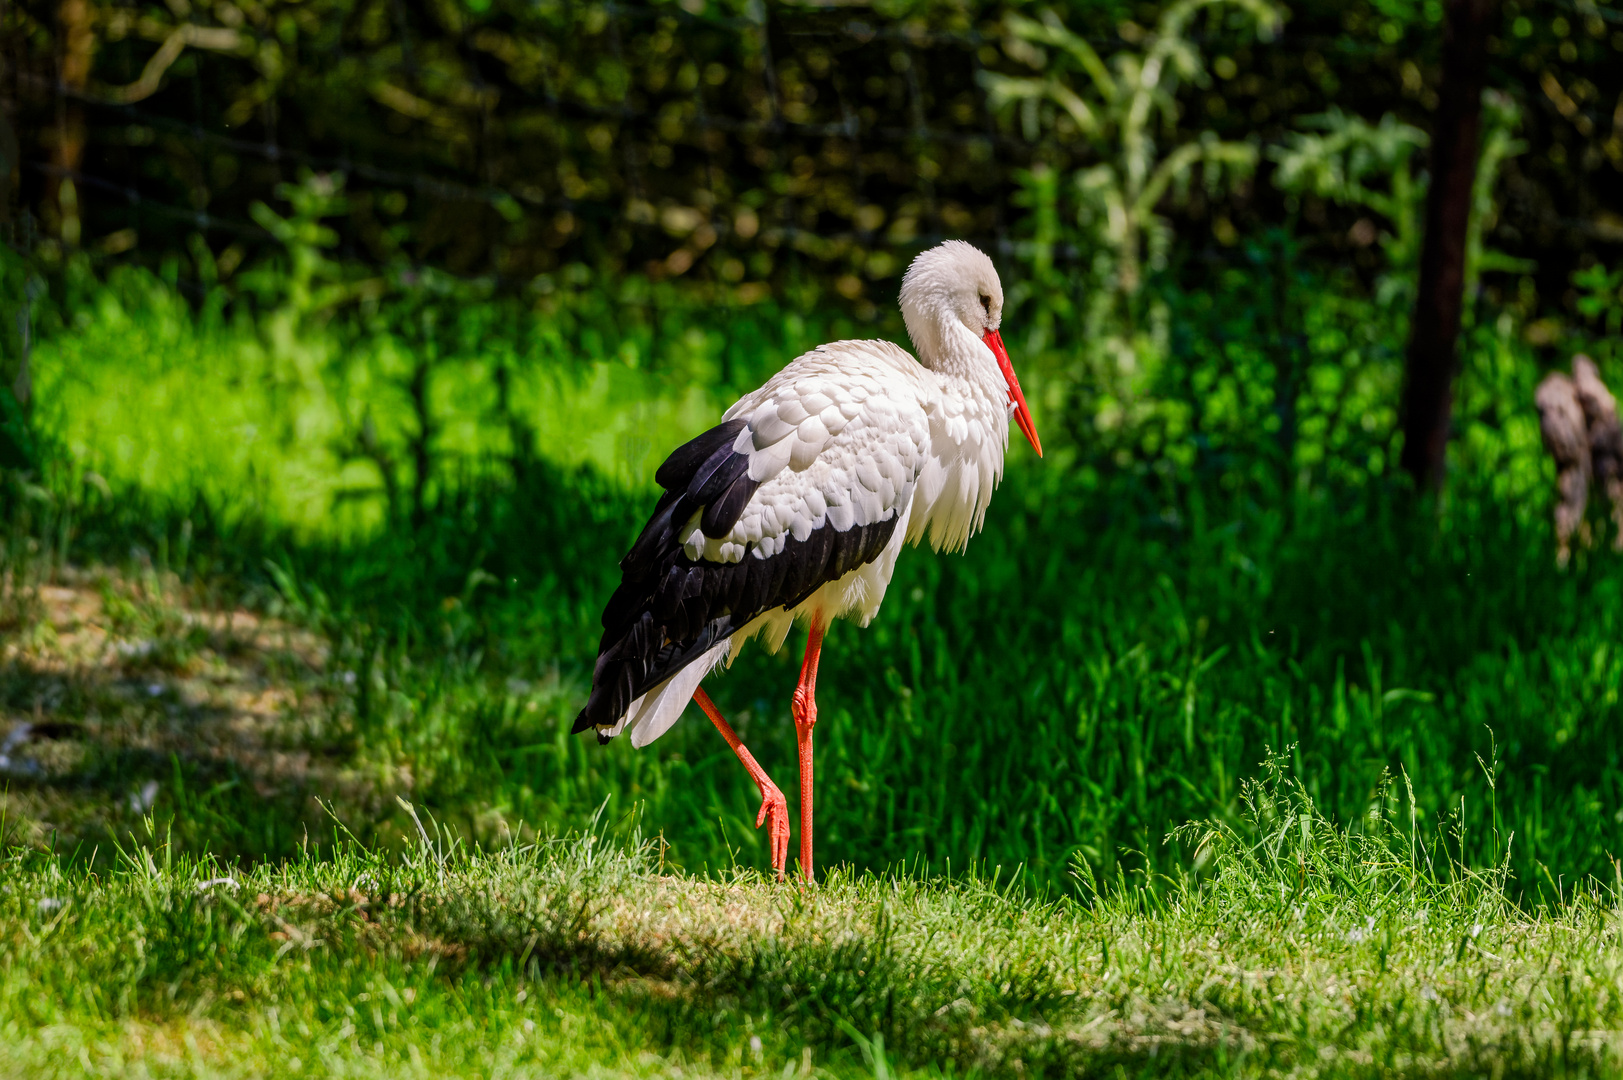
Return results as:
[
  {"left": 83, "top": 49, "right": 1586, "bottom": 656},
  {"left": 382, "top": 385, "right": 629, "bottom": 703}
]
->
[
  {"left": 906, "top": 305, "right": 994, "bottom": 381},
  {"left": 901, "top": 311, "right": 1013, "bottom": 556}
]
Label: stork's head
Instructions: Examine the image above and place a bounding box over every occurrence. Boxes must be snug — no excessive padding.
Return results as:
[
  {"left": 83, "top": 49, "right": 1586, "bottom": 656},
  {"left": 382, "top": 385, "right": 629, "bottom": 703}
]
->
[{"left": 899, "top": 240, "right": 1042, "bottom": 457}]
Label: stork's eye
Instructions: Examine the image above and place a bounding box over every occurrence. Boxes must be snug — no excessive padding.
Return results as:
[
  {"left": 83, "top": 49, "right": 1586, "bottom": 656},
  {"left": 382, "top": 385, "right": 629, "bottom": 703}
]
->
[{"left": 979, "top": 294, "right": 991, "bottom": 314}]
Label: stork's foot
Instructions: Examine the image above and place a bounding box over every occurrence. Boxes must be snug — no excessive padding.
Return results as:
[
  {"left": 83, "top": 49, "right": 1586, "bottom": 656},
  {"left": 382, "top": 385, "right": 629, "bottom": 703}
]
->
[
  {"left": 755, "top": 782, "right": 791, "bottom": 881},
  {"left": 692, "top": 686, "right": 791, "bottom": 882}
]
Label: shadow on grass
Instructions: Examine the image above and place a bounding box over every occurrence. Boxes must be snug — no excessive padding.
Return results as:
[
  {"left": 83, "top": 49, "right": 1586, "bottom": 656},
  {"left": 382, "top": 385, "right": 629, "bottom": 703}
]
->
[{"left": 7, "top": 454, "right": 1623, "bottom": 900}]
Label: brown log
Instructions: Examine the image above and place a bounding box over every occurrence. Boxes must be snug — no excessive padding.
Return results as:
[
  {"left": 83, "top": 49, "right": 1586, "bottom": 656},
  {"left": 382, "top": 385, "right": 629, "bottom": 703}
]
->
[
  {"left": 1573, "top": 355, "right": 1623, "bottom": 549},
  {"left": 1536, "top": 371, "right": 1589, "bottom": 566}
]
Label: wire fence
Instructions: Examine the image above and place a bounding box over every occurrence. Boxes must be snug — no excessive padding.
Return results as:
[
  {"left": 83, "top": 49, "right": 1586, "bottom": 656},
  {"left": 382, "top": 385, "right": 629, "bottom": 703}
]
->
[
  {"left": 7, "top": 1, "right": 1080, "bottom": 296},
  {"left": 7, "top": 0, "right": 1613, "bottom": 304}
]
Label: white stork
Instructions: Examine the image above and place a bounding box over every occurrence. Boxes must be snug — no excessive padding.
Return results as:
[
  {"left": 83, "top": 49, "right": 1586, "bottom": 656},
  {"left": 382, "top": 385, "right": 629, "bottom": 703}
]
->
[{"left": 572, "top": 240, "right": 1042, "bottom": 881}]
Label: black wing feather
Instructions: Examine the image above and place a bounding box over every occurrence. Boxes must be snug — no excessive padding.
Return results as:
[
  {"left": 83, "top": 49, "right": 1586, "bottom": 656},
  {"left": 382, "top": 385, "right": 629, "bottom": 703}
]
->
[
  {"left": 655, "top": 419, "right": 747, "bottom": 489},
  {"left": 574, "top": 418, "right": 900, "bottom": 740},
  {"left": 689, "top": 443, "right": 751, "bottom": 504},
  {"left": 701, "top": 474, "right": 761, "bottom": 538}
]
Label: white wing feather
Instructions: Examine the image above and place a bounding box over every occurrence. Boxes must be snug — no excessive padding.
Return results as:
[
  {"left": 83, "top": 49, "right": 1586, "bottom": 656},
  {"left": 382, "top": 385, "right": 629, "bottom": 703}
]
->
[
  {"left": 676, "top": 336, "right": 1013, "bottom": 563},
  {"left": 679, "top": 341, "right": 935, "bottom": 563}
]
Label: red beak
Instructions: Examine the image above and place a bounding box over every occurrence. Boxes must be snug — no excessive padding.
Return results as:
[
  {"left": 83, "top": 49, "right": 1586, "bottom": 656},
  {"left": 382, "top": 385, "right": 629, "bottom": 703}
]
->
[{"left": 983, "top": 329, "right": 1042, "bottom": 458}]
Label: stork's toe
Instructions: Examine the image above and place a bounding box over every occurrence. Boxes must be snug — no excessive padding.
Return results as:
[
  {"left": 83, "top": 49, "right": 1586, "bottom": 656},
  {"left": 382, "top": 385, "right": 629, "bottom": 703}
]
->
[{"left": 756, "top": 785, "right": 791, "bottom": 881}]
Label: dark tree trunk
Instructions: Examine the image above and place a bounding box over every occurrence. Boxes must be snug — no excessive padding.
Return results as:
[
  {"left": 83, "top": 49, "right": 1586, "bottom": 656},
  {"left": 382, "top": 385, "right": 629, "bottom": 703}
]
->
[
  {"left": 50, "top": 0, "right": 93, "bottom": 245},
  {"left": 1399, "top": 0, "right": 1497, "bottom": 491}
]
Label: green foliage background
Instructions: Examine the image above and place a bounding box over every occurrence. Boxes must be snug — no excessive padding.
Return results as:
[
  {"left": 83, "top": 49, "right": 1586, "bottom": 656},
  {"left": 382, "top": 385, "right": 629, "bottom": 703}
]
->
[{"left": 5, "top": 0, "right": 1622, "bottom": 299}]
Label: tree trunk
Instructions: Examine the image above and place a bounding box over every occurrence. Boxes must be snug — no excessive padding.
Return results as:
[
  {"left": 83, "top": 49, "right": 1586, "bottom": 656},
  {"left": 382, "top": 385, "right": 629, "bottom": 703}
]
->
[
  {"left": 51, "top": 0, "right": 95, "bottom": 246},
  {"left": 1399, "top": 0, "right": 1496, "bottom": 491}
]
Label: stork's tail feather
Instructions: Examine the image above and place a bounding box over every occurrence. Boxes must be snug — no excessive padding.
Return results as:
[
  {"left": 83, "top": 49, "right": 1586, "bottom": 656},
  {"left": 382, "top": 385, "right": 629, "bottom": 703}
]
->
[
  {"left": 571, "top": 615, "right": 727, "bottom": 740},
  {"left": 575, "top": 637, "right": 731, "bottom": 747},
  {"left": 574, "top": 420, "right": 757, "bottom": 743}
]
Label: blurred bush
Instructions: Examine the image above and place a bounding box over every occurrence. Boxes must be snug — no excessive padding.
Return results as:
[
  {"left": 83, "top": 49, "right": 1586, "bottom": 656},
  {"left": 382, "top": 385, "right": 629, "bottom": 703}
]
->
[
  {"left": 3, "top": 0, "right": 1620, "bottom": 310},
  {"left": 15, "top": 182, "right": 1570, "bottom": 545},
  {"left": 3, "top": 0, "right": 1618, "bottom": 491}
]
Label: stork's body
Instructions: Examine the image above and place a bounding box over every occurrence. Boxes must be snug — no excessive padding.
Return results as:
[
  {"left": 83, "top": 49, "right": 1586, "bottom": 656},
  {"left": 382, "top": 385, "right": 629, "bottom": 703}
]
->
[{"left": 573, "top": 241, "right": 1041, "bottom": 880}]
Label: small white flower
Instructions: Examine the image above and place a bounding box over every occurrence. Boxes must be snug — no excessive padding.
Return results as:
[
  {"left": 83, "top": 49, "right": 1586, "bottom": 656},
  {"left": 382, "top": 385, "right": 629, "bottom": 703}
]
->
[
  {"left": 129, "top": 780, "right": 160, "bottom": 813},
  {"left": 36, "top": 897, "right": 63, "bottom": 912},
  {"left": 146, "top": 683, "right": 164, "bottom": 697}
]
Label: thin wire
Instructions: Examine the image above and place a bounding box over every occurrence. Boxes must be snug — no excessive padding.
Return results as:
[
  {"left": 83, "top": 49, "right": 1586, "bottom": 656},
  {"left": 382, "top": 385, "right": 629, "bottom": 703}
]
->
[{"left": 15, "top": 0, "right": 1123, "bottom": 270}]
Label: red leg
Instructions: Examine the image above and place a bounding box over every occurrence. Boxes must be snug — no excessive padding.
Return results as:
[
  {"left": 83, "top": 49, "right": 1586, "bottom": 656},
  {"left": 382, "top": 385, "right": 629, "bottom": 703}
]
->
[
  {"left": 792, "top": 616, "right": 827, "bottom": 883},
  {"left": 694, "top": 686, "right": 790, "bottom": 881}
]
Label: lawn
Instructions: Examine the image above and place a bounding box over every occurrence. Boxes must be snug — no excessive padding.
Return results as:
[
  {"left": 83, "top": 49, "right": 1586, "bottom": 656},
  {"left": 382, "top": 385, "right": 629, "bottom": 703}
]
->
[
  {"left": 4, "top": 765, "right": 1619, "bottom": 1079},
  {"left": 2, "top": 256, "right": 1622, "bottom": 1075}
]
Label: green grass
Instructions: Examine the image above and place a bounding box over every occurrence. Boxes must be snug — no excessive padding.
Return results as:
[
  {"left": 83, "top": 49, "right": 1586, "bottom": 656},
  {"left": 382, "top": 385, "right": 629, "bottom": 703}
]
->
[
  {"left": 9, "top": 253, "right": 1623, "bottom": 899},
  {"left": 31, "top": 261, "right": 882, "bottom": 536},
  {"left": 18, "top": 446, "right": 1623, "bottom": 905},
  {"left": 5, "top": 250, "right": 1623, "bottom": 1072},
  {"left": 4, "top": 765, "right": 1620, "bottom": 1079}
]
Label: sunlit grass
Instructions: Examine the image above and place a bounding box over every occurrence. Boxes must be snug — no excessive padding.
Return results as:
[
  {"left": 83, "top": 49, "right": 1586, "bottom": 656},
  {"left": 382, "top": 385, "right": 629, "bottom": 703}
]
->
[
  {"left": 33, "top": 270, "right": 740, "bottom": 537},
  {"left": 4, "top": 766, "right": 1620, "bottom": 1079}
]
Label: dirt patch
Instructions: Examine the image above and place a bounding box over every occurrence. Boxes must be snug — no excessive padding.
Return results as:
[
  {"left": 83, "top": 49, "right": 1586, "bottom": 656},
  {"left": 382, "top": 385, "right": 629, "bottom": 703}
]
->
[{"left": 0, "top": 567, "right": 365, "bottom": 857}]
